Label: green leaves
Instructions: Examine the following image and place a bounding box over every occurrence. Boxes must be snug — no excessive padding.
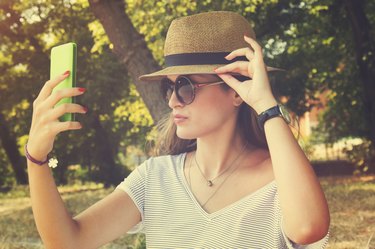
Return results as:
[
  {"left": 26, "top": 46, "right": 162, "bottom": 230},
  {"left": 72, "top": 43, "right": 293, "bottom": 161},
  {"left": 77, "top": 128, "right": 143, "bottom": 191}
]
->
[
  {"left": 0, "top": 0, "right": 151, "bottom": 185},
  {"left": 1, "top": 0, "right": 374, "bottom": 186}
]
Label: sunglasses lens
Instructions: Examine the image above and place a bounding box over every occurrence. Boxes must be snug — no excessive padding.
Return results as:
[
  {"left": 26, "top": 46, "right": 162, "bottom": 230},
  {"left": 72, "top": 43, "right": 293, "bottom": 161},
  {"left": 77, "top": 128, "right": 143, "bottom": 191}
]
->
[
  {"left": 176, "top": 77, "right": 194, "bottom": 104},
  {"left": 161, "top": 78, "right": 174, "bottom": 103},
  {"left": 160, "top": 76, "right": 195, "bottom": 105}
]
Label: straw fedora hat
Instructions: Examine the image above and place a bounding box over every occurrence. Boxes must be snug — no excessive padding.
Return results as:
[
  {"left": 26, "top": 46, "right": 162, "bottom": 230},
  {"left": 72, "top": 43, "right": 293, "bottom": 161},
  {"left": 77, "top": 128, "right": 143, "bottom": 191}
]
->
[{"left": 139, "top": 11, "right": 279, "bottom": 81}]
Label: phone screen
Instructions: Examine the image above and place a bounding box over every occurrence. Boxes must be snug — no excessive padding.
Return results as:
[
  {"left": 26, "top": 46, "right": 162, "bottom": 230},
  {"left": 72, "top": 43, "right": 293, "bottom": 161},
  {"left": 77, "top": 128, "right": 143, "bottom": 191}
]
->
[{"left": 50, "top": 42, "right": 77, "bottom": 122}]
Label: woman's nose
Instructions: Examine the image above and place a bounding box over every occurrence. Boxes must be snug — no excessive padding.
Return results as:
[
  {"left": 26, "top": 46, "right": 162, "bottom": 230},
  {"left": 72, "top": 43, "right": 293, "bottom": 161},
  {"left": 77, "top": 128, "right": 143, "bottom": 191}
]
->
[{"left": 168, "top": 89, "right": 184, "bottom": 109}]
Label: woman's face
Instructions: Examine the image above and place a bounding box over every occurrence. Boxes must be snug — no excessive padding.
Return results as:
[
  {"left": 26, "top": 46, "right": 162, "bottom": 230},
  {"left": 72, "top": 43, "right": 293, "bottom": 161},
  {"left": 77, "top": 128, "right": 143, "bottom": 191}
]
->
[{"left": 167, "top": 74, "right": 240, "bottom": 140}]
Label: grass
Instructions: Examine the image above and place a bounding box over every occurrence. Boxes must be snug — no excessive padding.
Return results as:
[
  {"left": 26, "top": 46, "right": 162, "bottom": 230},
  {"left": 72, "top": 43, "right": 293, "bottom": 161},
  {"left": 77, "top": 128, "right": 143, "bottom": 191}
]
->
[
  {"left": 0, "top": 183, "right": 144, "bottom": 249},
  {"left": 0, "top": 176, "right": 374, "bottom": 249},
  {"left": 320, "top": 175, "right": 375, "bottom": 249}
]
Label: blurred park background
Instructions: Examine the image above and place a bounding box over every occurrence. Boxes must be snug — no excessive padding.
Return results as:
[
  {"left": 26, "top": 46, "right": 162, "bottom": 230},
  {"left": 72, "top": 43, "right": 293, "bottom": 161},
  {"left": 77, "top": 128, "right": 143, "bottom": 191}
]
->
[{"left": 0, "top": 0, "right": 374, "bottom": 248}]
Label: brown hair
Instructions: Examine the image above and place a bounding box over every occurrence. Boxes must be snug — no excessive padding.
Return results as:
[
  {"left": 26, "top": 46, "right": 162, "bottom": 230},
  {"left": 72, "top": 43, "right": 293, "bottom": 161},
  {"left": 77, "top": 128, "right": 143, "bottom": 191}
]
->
[{"left": 150, "top": 82, "right": 268, "bottom": 156}]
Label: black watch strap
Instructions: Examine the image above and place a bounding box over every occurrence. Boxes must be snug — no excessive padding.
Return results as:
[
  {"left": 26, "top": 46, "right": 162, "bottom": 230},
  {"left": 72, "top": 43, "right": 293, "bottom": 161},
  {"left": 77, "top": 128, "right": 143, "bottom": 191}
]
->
[{"left": 257, "top": 105, "right": 281, "bottom": 131}]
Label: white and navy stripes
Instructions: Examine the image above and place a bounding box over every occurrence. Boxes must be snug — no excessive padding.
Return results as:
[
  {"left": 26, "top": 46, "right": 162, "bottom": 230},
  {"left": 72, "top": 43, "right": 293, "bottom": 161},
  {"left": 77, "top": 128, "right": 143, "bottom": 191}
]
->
[{"left": 116, "top": 153, "right": 329, "bottom": 248}]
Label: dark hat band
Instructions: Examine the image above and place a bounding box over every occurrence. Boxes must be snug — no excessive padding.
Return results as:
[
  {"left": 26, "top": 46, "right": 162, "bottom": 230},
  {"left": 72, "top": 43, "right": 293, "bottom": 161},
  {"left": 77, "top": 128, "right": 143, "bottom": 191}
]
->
[{"left": 165, "top": 52, "right": 248, "bottom": 67}]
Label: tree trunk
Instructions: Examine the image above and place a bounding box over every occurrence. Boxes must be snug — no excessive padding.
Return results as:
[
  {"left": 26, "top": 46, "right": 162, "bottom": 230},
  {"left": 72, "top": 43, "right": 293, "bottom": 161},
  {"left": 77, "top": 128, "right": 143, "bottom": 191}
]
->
[
  {"left": 91, "top": 113, "right": 123, "bottom": 186},
  {"left": 0, "top": 112, "right": 28, "bottom": 184},
  {"left": 88, "top": 0, "right": 169, "bottom": 123},
  {"left": 0, "top": 3, "right": 49, "bottom": 185},
  {"left": 345, "top": 0, "right": 375, "bottom": 147}
]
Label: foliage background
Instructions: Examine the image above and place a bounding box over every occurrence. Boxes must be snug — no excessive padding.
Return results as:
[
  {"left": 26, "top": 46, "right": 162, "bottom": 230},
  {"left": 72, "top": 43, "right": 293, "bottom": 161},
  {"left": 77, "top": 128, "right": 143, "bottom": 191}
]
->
[
  {"left": 0, "top": 0, "right": 374, "bottom": 248},
  {"left": 0, "top": 0, "right": 374, "bottom": 187}
]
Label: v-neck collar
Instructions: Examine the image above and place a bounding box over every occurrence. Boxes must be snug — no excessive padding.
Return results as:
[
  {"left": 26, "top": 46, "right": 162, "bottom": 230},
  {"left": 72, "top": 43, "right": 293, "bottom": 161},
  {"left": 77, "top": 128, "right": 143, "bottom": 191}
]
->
[{"left": 178, "top": 152, "right": 276, "bottom": 220}]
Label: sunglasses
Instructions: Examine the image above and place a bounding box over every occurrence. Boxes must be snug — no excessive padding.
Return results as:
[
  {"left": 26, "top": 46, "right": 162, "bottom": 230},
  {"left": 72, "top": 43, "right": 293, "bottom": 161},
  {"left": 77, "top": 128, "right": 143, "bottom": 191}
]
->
[{"left": 161, "top": 75, "right": 225, "bottom": 105}]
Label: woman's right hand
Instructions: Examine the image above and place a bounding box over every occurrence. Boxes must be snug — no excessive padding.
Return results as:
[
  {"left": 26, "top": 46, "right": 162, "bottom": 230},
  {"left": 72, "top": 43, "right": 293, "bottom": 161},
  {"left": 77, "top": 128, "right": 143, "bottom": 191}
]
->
[{"left": 27, "top": 71, "right": 87, "bottom": 162}]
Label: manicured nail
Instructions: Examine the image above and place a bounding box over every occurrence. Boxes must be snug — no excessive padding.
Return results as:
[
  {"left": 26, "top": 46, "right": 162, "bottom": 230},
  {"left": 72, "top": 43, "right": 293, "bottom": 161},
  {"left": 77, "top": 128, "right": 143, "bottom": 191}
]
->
[
  {"left": 78, "top": 87, "right": 86, "bottom": 93},
  {"left": 63, "top": 70, "right": 70, "bottom": 76},
  {"left": 82, "top": 106, "right": 88, "bottom": 113}
]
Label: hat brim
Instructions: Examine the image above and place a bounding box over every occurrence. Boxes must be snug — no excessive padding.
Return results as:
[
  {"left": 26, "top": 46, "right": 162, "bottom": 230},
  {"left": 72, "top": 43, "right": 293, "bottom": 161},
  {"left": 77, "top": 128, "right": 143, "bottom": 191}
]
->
[{"left": 139, "top": 64, "right": 283, "bottom": 81}]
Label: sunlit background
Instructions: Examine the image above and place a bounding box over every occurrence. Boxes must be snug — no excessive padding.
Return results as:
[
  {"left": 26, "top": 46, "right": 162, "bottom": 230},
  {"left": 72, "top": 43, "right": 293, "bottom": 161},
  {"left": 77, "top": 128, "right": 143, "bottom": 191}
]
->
[{"left": 0, "top": 0, "right": 374, "bottom": 248}]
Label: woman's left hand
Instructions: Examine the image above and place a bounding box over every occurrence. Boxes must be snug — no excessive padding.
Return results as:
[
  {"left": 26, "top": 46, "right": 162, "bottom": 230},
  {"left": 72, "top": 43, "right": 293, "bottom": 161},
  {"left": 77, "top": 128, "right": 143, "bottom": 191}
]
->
[{"left": 214, "top": 35, "right": 277, "bottom": 114}]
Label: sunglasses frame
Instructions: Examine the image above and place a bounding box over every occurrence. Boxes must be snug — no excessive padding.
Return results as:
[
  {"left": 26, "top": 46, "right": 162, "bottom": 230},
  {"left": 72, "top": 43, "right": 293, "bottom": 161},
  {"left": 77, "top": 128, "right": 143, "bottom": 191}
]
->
[{"left": 161, "top": 75, "right": 225, "bottom": 105}]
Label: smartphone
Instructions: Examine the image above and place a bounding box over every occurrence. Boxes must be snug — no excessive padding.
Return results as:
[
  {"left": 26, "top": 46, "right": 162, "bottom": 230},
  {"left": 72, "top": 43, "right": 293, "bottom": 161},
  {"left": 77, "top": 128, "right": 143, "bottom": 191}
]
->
[{"left": 50, "top": 42, "right": 77, "bottom": 122}]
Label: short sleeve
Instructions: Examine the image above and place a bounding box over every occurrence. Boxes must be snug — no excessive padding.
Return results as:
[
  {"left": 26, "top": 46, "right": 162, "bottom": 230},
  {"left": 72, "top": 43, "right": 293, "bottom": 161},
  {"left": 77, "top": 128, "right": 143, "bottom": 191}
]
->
[
  {"left": 281, "top": 218, "right": 329, "bottom": 249},
  {"left": 116, "top": 160, "right": 148, "bottom": 234}
]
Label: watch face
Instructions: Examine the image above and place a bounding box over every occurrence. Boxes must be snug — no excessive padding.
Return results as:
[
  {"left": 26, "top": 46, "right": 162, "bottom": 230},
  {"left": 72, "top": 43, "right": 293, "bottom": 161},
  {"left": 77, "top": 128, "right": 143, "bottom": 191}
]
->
[{"left": 279, "top": 105, "right": 291, "bottom": 124}]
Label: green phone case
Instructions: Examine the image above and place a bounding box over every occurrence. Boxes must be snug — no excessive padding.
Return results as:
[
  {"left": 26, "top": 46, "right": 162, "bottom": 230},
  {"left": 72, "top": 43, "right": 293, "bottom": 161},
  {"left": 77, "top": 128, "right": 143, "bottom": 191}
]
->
[{"left": 50, "top": 42, "right": 77, "bottom": 122}]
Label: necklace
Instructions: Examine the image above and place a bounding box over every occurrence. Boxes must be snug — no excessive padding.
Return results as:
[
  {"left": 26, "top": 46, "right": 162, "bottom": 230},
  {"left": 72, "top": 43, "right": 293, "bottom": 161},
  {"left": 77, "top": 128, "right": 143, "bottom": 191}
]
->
[
  {"left": 194, "top": 142, "right": 248, "bottom": 187},
  {"left": 187, "top": 150, "right": 245, "bottom": 208}
]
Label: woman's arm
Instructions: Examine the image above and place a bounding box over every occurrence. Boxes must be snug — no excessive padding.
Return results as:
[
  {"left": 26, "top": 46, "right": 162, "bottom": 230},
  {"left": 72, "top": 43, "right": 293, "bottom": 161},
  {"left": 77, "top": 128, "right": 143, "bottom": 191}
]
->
[
  {"left": 215, "top": 35, "right": 330, "bottom": 244},
  {"left": 27, "top": 72, "right": 141, "bottom": 248},
  {"left": 28, "top": 161, "right": 140, "bottom": 249},
  {"left": 263, "top": 108, "right": 330, "bottom": 244}
]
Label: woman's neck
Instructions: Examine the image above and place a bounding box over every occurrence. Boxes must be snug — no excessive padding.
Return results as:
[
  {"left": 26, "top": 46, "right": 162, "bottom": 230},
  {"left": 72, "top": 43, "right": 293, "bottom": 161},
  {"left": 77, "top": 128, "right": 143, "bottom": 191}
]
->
[{"left": 194, "top": 131, "right": 252, "bottom": 179}]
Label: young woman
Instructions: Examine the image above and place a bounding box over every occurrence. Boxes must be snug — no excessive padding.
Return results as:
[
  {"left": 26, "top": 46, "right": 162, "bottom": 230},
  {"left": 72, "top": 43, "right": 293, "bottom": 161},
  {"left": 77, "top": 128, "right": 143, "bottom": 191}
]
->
[{"left": 26, "top": 11, "right": 330, "bottom": 248}]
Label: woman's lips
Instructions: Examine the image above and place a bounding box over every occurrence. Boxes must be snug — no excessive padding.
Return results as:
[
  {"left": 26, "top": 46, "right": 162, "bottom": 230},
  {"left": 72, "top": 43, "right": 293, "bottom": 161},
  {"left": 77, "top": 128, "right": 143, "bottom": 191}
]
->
[{"left": 173, "top": 114, "right": 188, "bottom": 124}]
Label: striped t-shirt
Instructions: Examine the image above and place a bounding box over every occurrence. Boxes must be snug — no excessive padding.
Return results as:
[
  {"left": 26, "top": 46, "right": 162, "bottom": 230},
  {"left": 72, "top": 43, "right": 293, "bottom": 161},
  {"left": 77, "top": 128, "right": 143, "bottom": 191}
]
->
[{"left": 116, "top": 153, "right": 329, "bottom": 248}]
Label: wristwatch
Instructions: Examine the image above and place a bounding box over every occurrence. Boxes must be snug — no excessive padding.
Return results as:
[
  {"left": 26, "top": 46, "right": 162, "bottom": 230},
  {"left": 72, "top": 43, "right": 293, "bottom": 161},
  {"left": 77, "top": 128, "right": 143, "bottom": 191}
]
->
[{"left": 257, "top": 104, "right": 291, "bottom": 131}]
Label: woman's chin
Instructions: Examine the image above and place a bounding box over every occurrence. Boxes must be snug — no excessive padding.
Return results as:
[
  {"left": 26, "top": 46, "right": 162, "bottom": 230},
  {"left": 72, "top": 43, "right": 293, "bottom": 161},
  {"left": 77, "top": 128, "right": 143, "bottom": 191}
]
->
[{"left": 176, "top": 129, "right": 197, "bottom": 140}]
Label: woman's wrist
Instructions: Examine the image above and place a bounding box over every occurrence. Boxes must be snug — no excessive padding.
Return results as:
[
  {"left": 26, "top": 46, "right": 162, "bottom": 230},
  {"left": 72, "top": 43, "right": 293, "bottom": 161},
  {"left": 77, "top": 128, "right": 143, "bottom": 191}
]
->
[
  {"left": 25, "top": 143, "right": 58, "bottom": 168},
  {"left": 25, "top": 143, "right": 49, "bottom": 165},
  {"left": 252, "top": 98, "right": 278, "bottom": 115}
]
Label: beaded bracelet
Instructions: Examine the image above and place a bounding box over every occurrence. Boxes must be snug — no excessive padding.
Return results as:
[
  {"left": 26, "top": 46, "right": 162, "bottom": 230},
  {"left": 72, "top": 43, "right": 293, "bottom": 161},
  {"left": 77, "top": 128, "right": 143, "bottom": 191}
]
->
[{"left": 24, "top": 144, "right": 58, "bottom": 168}]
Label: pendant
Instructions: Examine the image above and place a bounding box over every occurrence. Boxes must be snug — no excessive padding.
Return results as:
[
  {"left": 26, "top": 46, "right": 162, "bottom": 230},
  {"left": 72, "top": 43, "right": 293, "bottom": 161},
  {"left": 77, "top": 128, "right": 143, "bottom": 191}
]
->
[{"left": 207, "top": 180, "right": 213, "bottom": 187}]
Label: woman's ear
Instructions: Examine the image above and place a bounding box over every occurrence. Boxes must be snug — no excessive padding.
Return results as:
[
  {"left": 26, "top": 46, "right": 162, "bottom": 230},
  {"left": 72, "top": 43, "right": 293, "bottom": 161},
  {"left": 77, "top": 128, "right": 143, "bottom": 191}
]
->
[{"left": 232, "top": 90, "right": 244, "bottom": 107}]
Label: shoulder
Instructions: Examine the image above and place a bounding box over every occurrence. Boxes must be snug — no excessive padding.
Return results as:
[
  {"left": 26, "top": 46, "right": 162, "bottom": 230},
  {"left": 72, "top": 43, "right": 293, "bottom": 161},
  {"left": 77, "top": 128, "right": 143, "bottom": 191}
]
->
[
  {"left": 146, "top": 153, "right": 186, "bottom": 165},
  {"left": 243, "top": 148, "right": 271, "bottom": 167},
  {"left": 140, "top": 152, "right": 187, "bottom": 173},
  {"left": 241, "top": 148, "right": 274, "bottom": 182}
]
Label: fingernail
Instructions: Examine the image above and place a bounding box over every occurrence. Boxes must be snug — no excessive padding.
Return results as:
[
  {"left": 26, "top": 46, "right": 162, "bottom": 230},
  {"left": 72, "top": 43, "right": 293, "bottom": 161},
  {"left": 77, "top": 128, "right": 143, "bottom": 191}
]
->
[
  {"left": 63, "top": 70, "right": 70, "bottom": 76},
  {"left": 78, "top": 87, "right": 86, "bottom": 93},
  {"left": 82, "top": 106, "right": 88, "bottom": 113}
]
